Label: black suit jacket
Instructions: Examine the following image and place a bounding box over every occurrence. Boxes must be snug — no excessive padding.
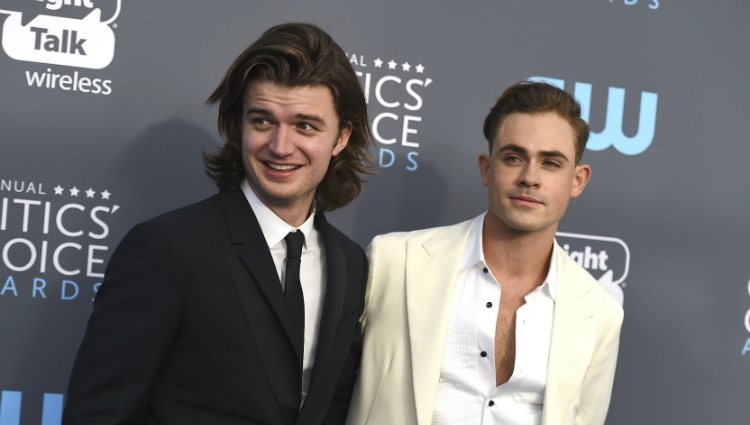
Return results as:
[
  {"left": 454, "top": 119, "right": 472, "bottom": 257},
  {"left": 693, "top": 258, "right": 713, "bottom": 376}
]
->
[{"left": 63, "top": 189, "right": 367, "bottom": 425}]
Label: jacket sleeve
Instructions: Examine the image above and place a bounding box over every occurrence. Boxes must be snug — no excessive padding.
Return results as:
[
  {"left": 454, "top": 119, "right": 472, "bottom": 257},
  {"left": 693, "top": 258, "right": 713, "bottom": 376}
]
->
[
  {"left": 322, "top": 245, "right": 368, "bottom": 425},
  {"left": 63, "top": 222, "right": 183, "bottom": 425},
  {"left": 575, "top": 294, "right": 624, "bottom": 425}
]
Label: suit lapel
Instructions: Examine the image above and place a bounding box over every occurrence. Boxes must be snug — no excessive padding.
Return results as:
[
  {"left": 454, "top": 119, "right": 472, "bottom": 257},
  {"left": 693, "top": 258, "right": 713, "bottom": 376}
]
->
[
  {"left": 406, "top": 220, "right": 473, "bottom": 425},
  {"left": 219, "top": 190, "right": 301, "bottom": 423},
  {"left": 542, "top": 244, "right": 600, "bottom": 425},
  {"left": 220, "top": 190, "right": 297, "bottom": 348},
  {"left": 305, "top": 213, "right": 347, "bottom": 397}
]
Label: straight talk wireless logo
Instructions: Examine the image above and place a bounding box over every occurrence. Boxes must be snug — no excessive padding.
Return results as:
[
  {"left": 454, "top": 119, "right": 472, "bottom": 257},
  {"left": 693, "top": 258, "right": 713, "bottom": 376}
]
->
[
  {"left": 0, "top": 0, "right": 121, "bottom": 95},
  {"left": 556, "top": 232, "right": 630, "bottom": 305}
]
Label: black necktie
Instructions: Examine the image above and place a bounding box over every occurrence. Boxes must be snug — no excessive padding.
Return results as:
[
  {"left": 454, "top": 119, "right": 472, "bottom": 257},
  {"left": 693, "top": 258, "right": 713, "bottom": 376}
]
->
[{"left": 284, "top": 230, "right": 305, "bottom": 362}]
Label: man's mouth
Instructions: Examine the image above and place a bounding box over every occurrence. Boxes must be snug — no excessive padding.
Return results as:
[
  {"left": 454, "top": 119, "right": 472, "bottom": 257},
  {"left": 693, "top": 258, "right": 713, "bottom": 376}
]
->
[
  {"left": 265, "top": 162, "right": 300, "bottom": 171},
  {"left": 511, "top": 194, "right": 543, "bottom": 204}
]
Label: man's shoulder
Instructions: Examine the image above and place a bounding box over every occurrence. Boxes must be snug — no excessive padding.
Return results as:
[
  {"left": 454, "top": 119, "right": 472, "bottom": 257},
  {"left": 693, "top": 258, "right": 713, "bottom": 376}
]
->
[
  {"left": 371, "top": 217, "right": 475, "bottom": 248},
  {"left": 128, "top": 192, "right": 226, "bottom": 243},
  {"left": 316, "top": 214, "right": 365, "bottom": 257},
  {"left": 555, "top": 243, "right": 624, "bottom": 318}
]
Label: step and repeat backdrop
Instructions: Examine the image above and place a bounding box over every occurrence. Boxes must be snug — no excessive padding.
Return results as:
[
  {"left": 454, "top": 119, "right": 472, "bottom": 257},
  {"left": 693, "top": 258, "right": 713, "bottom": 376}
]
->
[{"left": 1, "top": 1, "right": 749, "bottom": 424}]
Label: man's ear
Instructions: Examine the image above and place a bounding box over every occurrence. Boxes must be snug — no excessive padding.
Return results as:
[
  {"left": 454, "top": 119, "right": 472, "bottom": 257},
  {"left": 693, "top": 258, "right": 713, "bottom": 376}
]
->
[
  {"left": 478, "top": 153, "right": 491, "bottom": 187},
  {"left": 332, "top": 124, "right": 352, "bottom": 156},
  {"left": 570, "top": 163, "right": 592, "bottom": 198}
]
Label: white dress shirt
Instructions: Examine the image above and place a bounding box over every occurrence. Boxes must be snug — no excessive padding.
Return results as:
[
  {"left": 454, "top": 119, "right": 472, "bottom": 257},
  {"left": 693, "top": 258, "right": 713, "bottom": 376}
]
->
[
  {"left": 241, "top": 180, "right": 326, "bottom": 403},
  {"left": 432, "top": 213, "right": 557, "bottom": 425}
]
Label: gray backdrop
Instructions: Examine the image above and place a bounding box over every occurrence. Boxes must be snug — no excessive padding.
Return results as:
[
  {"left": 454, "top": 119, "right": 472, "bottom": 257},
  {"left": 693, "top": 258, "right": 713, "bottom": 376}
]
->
[{"left": 1, "top": 1, "right": 749, "bottom": 424}]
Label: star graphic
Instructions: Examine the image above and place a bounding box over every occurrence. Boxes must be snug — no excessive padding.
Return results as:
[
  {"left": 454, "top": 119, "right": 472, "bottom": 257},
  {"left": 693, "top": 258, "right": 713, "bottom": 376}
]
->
[
  {"left": 387, "top": 60, "right": 397, "bottom": 70},
  {"left": 416, "top": 64, "right": 425, "bottom": 73},
  {"left": 86, "top": 188, "right": 96, "bottom": 198},
  {"left": 402, "top": 62, "right": 411, "bottom": 72},
  {"left": 101, "top": 190, "right": 111, "bottom": 200},
  {"left": 373, "top": 58, "right": 383, "bottom": 68},
  {"left": 54, "top": 185, "right": 64, "bottom": 195},
  {"left": 70, "top": 187, "right": 80, "bottom": 197}
]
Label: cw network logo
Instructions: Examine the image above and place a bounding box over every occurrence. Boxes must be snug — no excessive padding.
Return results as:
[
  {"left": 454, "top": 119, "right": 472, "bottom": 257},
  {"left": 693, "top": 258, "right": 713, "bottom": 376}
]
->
[
  {"left": 0, "top": 391, "right": 63, "bottom": 425},
  {"left": 531, "top": 76, "right": 658, "bottom": 156}
]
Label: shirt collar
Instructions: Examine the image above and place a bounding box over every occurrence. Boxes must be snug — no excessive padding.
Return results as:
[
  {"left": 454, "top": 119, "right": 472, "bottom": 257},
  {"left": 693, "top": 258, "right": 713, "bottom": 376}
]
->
[
  {"left": 460, "top": 213, "right": 486, "bottom": 272},
  {"left": 461, "top": 212, "right": 558, "bottom": 301},
  {"left": 240, "top": 179, "right": 315, "bottom": 250}
]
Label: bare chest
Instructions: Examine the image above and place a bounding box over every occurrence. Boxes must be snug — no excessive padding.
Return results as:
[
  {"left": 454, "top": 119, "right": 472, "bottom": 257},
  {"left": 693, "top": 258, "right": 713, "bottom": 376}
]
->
[{"left": 494, "top": 293, "right": 526, "bottom": 386}]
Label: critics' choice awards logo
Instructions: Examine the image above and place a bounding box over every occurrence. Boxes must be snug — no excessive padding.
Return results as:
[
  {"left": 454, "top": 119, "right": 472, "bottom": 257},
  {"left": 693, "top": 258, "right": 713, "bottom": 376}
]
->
[
  {"left": 531, "top": 76, "right": 658, "bottom": 156},
  {"left": 0, "top": 390, "right": 63, "bottom": 425},
  {"left": 0, "top": 0, "right": 120, "bottom": 95},
  {"left": 742, "top": 278, "right": 750, "bottom": 356},
  {"left": 0, "top": 179, "right": 120, "bottom": 303},
  {"left": 347, "top": 52, "right": 433, "bottom": 172},
  {"left": 556, "top": 232, "right": 630, "bottom": 305}
]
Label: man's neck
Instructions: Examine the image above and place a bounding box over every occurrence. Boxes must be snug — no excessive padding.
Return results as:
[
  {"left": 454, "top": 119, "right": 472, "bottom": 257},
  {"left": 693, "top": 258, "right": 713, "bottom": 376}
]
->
[
  {"left": 240, "top": 179, "right": 314, "bottom": 228},
  {"left": 268, "top": 203, "right": 314, "bottom": 228},
  {"left": 481, "top": 214, "right": 556, "bottom": 290}
]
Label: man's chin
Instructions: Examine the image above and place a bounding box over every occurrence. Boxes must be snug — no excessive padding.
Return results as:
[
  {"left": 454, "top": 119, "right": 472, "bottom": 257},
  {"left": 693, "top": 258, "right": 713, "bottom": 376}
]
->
[
  {"left": 500, "top": 216, "right": 553, "bottom": 235},
  {"left": 257, "top": 187, "right": 316, "bottom": 212}
]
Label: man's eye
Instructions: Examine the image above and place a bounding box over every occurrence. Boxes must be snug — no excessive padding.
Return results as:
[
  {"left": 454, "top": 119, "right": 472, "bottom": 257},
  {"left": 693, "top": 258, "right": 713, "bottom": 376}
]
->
[
  {"left": 297, "top": 122, "right": 316, "bottom": 131},
  {"left": 543, "top": 160, "right": 562, "bottom": 168},
  {"left": 503, "top": 156, "right": 521, "bottom": 164},
  {"left": 251, "top": 117, "right": 271, "bottom": 127}
]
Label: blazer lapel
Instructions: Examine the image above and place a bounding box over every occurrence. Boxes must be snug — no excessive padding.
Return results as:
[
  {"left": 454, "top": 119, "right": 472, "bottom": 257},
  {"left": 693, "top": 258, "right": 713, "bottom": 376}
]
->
[
  {"left": 406, "top": 220, "right": 473, "bottom": 425},
  {"left": 220, "top": 190, "right": 297, "bottom": 347},
  {"left": 305, "top": 213, "right": 347, "bottom": 398},
  {"left": 219, "top": 190, "right": 301, "bottom": 422},
  {"left": 542, "top": 244, "right": 600, "bottom": 425}
]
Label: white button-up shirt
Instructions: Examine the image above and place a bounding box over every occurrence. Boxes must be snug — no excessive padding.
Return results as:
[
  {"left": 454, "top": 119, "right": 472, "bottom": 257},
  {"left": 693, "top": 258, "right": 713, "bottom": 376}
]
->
[
  {"left": 241, "top": 180, "right": 326, "bottom": 404},
  {"left": 432, "top": 213, "right": 557, "bottom": 425}
]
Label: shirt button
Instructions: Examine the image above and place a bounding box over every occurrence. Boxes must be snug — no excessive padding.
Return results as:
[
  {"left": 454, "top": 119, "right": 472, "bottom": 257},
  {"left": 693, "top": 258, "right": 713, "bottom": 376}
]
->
[
  {"left": 486, "top": 301, "right": 493, "bottom": 308},
  {"left": 488, "top": 400, "right": 495, "bottom": 407},
  {"left": 480, "top": 351, "right": 487, "bottom": 357},
  {"left": 482, "top": 267, "right": 489, "bottom": 274}
]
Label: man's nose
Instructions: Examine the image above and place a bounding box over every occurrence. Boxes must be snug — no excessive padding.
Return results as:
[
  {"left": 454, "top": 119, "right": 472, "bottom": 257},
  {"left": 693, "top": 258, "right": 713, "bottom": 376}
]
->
[
  {"left": 518, "top": 163, "right": 541, "bottom": 188},
  {"left": 268, "top": 125, "right": 294, "bottom": 156}
]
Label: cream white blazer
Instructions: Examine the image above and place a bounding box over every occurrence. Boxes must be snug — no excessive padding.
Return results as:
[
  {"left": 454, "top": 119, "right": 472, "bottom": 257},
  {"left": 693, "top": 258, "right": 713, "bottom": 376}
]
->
[{"left": 346, "top": 219, "right": 624, "bottom": 425}]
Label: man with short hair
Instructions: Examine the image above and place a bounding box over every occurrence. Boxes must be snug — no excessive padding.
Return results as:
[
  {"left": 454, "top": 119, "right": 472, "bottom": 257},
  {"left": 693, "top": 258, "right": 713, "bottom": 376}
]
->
[
  {"left": 346, "top": 81, "right": 623, "bottom": 425},
  {"left": 64, "top": 23, "right": 372, "bottom": 425}
]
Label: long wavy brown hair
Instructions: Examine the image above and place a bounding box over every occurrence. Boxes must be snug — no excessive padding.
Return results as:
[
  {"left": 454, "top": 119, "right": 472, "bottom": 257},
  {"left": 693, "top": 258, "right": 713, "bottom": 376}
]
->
[{"left": 204, "top": 23, "right": 373, "bottom": 211}]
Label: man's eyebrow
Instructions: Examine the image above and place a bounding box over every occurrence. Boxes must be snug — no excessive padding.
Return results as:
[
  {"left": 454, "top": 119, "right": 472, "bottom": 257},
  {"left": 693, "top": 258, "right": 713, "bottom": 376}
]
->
[
  {"left": 244, "top": 108, "right": 327, "bottom": 127},
  {"left": 245, "top": 107, "right": 271, "bottom": 117},
  {"left": 497, "top": 144, "right": 528, "bottom": 156},
  {"left": 539, "top": 150, "right": 570, "bottom": 162},
  {"left": 497, "top": 143, "right": 570, "bottom": 162},
  {"left": 294, "top": 113, "right": 327, "bottom": 127}
]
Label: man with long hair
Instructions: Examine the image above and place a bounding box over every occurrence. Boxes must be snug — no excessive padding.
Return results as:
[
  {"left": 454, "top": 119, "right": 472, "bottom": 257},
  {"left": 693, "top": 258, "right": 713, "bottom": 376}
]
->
[{"left": 64, "top": 23, "right": 372, "bottom": 425}]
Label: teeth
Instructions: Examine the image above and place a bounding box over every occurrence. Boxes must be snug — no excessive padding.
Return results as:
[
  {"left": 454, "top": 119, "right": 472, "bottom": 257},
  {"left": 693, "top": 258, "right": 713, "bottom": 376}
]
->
[{"left": 267, "top": 163, "right": 298, "bottom": 171}]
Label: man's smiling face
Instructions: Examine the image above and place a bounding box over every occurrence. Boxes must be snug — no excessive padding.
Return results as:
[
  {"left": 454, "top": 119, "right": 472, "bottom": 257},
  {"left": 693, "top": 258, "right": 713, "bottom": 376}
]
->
[{"left": 241, "top": 80, "right": 351, "bottom": 223}]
